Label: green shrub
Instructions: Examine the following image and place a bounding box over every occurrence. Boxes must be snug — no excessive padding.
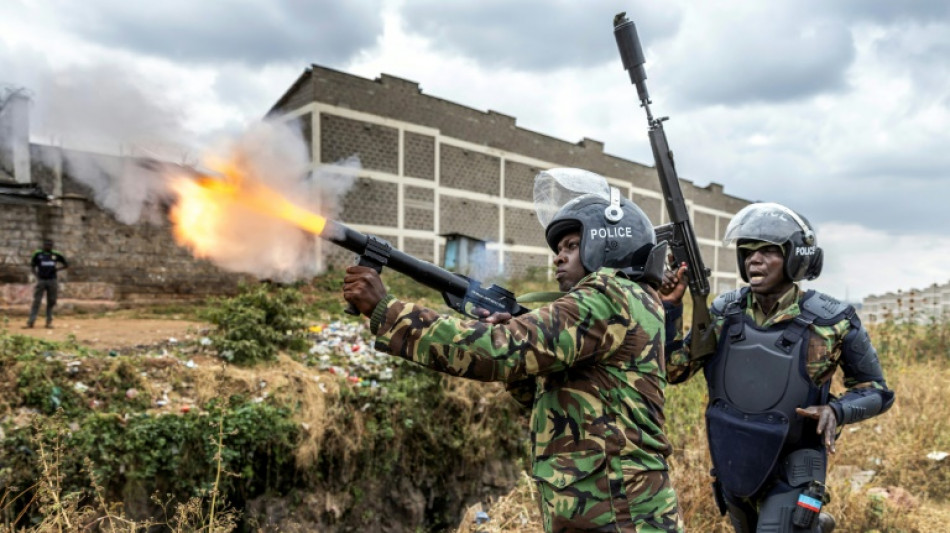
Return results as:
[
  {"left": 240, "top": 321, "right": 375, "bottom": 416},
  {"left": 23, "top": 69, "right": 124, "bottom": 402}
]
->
[{"left": 202, "top": 283, "right": 309, "bottom": 365}]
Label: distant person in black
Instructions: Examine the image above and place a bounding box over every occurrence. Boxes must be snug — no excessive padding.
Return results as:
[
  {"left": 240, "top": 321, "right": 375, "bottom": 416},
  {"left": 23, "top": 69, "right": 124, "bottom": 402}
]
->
[{"left": 27, "top": 239, "right": 68, "bottom": 329}]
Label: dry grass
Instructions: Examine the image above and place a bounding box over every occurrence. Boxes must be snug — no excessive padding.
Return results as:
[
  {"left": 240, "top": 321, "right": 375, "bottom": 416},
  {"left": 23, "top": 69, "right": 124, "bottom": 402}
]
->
[
  {"left": 454, "top": 320, "right": 950, "bottom": 532},
  {"left": 186, "top": 353, "right": 343, "bottom": 469}
]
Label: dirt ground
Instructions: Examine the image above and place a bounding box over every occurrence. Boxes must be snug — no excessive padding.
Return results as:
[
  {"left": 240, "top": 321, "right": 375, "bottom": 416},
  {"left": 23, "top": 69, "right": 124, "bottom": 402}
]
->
[{"left": 3, "top": 306, "right": 209, "bottom": 351}]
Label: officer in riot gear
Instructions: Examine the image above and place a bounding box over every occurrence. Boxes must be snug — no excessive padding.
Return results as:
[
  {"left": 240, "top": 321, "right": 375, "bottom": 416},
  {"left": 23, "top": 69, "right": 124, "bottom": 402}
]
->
[
  {"left": 343, "top": 168, "right": 686, "bottom": 532},
  {"left": 660, "top": 202, "right": 894, "bottom": 533}
]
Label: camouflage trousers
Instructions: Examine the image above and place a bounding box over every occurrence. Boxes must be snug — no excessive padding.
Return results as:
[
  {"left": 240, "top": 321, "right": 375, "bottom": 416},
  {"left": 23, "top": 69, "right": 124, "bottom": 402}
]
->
[{"left": 534, "top": 467, "right": 684, "bottom": 532}]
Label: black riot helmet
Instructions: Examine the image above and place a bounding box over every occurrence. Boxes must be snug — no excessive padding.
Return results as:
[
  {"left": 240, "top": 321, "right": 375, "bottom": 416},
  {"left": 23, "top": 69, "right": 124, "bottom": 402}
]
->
[
  {"left": 545, "top": 188, "right": 666, "bottom": 287},
  {"left": 724, "top": 202, "right": 823, "bottom": 282}
]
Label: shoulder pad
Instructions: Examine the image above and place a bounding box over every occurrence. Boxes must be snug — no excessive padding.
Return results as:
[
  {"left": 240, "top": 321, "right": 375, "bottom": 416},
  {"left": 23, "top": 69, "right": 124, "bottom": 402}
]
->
[
  {"left": 801, "top": 291, "right": 852, "bottom": 321},
  {"left": 711, "top": 288, "right": 746, "bottom": 316}
]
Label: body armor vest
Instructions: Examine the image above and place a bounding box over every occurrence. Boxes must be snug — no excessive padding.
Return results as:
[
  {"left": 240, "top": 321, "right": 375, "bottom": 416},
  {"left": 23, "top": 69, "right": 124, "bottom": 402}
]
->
[{"left": 703, "top": 289, "right": 830, "bottom": 498}]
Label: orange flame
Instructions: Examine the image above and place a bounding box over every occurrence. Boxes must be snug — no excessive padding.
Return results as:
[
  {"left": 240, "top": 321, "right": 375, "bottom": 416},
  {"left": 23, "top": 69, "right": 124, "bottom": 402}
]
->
[{"left": 168, "top": 158, "right": 327, "bottom": 257}]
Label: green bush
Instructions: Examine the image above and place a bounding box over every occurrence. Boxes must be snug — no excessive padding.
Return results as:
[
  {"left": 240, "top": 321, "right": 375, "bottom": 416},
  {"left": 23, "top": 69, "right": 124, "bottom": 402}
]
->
[
  {"left": 202, "top": 283, "right": 309, "bottom": 365},
  {"left": 0, "top": 399, "right": 300, "bottom": 524}
]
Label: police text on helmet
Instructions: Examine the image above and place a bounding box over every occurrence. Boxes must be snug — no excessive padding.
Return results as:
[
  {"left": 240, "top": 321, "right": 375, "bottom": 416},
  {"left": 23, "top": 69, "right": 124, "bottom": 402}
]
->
[
  {"left": 795, "top": 246, "right": 817, "bottom": 256},
  {"left": 590, "top": 227, "right": 634, "bottom": 239}
]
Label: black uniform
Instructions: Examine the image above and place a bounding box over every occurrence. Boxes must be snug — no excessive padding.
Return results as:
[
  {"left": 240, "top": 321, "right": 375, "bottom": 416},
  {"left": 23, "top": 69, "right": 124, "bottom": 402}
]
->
[{"left": 28, "top": 248, "right": 68, "bottom": 327}]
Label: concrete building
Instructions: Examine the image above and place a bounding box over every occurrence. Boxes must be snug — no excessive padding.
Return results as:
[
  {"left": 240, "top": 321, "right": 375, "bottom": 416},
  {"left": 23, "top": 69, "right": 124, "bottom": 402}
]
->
[
  {"left": 268, "top": 65, "right": 751, "bottom": 291},
  {"left": 2, "top": 65, "right": 752, "bottom": 308},
  {"left": 862, "top": 281, "right": 950, "bottom": 324}
]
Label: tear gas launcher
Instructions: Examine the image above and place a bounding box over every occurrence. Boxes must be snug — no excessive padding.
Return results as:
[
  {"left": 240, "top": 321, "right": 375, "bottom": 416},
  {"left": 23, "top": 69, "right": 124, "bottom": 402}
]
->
[
  {"left": 326, "top": 221, "right": 530, "bottom": 318},
  {"left": 613, "top": 12, "right": 716, "bottom": 358}
]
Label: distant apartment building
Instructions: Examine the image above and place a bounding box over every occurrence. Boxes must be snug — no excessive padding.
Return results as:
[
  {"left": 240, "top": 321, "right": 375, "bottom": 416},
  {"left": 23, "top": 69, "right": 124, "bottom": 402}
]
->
[
  {"left": 862, "top": 281, "right": 950, "bottom": 324},
  {"left": 268, "top": 65, "right": 751, "bottom": 291}
]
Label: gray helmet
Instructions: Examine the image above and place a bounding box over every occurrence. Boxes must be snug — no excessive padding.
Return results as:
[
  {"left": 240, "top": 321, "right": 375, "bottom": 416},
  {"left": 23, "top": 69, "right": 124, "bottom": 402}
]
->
[
  {"left": 723, "top": 202, "right": 823, "bottom": 282},
  {"left": 545, "top": 191, "right": 665, "bottom": 286}
]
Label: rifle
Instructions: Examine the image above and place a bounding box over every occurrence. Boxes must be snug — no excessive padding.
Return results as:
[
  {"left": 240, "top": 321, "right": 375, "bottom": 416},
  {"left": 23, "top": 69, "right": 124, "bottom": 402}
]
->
[
  {"left": 325, "top": 220, "right": 530, "bottom": 319},
  {"left": 613, "top": 12, "right": 716, "bottom": 358}
]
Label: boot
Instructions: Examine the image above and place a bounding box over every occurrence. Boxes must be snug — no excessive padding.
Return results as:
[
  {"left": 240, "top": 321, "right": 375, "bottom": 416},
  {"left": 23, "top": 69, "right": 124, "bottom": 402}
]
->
[{"left": 818, "top": 512, "right": 835, "bottom": 532}]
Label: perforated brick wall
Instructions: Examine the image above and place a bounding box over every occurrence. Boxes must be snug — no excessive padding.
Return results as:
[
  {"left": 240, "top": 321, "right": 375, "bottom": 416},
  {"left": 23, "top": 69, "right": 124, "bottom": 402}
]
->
[
  {"left": 439, "top": 196, "right": 498, "bottom": 242},
  {"left": 504, "top": 207, "right": 545, "bottom": 247},
  {"left": 440, "top": 145, "right": 499, "bottom": 196},
  {"left": 405, "top": 132, "right": 435, "bottom": 181},
  {"left": 504, "top": 161, "right": 540, "bottom": 202},
  {"left": 404, "top": 185, "right": 434, "bottom": 231},
  {"left": 403, "top": 237, "right": 434, "bottom": 263},
  {"left": 320, "top": 114, "right": 398, "bottom": 173},
  {"left": 341, "top": 177, "right": 398, "bottom": 226}
]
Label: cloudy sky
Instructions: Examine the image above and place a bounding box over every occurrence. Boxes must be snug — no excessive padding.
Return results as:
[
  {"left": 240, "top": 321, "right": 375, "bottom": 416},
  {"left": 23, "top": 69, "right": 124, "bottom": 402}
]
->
[{"left": 2, "top": 0, "right": 949, "bottom": 301}]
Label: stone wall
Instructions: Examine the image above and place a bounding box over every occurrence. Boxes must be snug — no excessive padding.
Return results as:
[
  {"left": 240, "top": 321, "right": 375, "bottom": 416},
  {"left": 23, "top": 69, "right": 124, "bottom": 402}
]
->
[{"left": 0, "top": 164, "right": 252, "bottom": 306}]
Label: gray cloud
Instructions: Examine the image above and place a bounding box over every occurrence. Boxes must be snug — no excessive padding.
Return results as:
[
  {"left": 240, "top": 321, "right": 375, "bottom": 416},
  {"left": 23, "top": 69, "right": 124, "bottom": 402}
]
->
[
  {"left": 827, "top": 0, "right": 950, "bottom": 23},
  {"left": 52, "top": 0, "right": 385, "bottom": 67},
  {"left": 399, "top": 0, "right": 681, "bottom": 72},
  {"left": 656, "top": 2, "right": 950, "bottom": 108},
  {"left": 657, "top": 10, "right": 855, "bottom": 107}
]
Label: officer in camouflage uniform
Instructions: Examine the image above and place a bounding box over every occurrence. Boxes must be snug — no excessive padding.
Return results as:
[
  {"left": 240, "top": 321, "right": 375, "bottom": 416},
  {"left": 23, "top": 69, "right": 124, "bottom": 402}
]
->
[
  {"left": 661, "top": 203, "right": 894, "bottom": 532},
  {"left": 343, "top": 181, "right": 685, "bottom": 532}
]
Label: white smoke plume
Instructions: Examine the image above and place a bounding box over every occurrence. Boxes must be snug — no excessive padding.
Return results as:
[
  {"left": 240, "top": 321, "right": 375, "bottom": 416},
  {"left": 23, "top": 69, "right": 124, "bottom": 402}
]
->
[
  {"left": 3, "top": 59, "right": 359, "bottom": 281},
  {"left": 175, "top": 120, "right": 360, "bottom": 282}
]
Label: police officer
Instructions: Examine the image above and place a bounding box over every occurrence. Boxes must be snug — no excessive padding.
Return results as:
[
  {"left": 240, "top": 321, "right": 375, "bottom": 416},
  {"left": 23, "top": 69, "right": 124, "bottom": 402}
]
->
[
  {"left": 343, "top": 172, "right": 684, "bottom": 532},
  {"left": 27, "top": 239, "right": 69, "bottom": 329},
  {"left": 661, "top": 202, "right": 894, "bottom": 532}
]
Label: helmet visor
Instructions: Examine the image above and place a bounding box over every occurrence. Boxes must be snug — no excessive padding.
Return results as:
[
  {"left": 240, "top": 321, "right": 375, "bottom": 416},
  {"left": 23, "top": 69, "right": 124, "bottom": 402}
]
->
[
  {"left": 534, "top": 168, "right": 610, "bottom": 227},
  {"left": 723, "top": 202, "right": 811, "bottom": 246}
]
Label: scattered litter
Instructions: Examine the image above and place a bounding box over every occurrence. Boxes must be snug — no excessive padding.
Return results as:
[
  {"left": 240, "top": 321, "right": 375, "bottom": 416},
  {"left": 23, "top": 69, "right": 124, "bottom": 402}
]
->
[
  {"left": 66, "top": 361, "right": 82, "bottom": 374},
  {"left": 927, "top": 451, "right": 949, "bottom": 461},
  {"left": 168, "top": 337, "right": 178, "bottom": 344},
  {"left": 156, "top": 390, "right": 170, "bottom": 408},
  {"left": 199, "top": 337, "right": 212, "bottom": 346},
  {"left": 305, "top": 321, "right": 399, "bottom": 385},
  {"left": 850, "top": 469, "right": 877, "bottom": 492},
  {"left": 475, "top": 511, "right": 490, "bottom": 524},
  {"left": 185, "top": 360, "right": 197, "bottom": 369},
  {"left": 73, "top": 382, "right": 89, "bottom": 393},
  {"left": 126, "top": 388, "right": 138, "bottom": 399}
]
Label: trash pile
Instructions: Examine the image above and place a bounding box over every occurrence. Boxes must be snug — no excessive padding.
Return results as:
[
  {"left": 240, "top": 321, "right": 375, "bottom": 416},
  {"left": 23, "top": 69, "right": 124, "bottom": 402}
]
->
[{"left": 303, "top": 321, "right": 397, "bottom": 388}]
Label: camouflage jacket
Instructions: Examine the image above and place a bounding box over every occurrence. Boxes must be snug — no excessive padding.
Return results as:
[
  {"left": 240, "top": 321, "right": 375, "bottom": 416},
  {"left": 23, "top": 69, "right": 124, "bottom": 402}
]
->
[
  {"left": 666, "top": 284, "right": 891, "bottom": 401},
  {"left": 370, "top": 268, "right": 677, "bottom": 528}
]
